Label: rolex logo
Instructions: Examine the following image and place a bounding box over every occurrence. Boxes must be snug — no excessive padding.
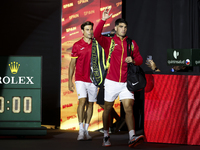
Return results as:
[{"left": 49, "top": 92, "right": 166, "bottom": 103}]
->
[{"left": 9, "top": 61, "right": 20, "bottom": 74}]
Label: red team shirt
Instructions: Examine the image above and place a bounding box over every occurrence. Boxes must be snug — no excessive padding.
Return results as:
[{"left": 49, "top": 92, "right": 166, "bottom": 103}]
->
[{"left": 71, "top": 38, "right": 92, "bottom": 83}]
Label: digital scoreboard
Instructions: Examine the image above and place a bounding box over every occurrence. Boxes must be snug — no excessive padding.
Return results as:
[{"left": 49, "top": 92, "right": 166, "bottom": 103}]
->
[{"left": 0, "top": 56, "right": 46, "bottom": 136}]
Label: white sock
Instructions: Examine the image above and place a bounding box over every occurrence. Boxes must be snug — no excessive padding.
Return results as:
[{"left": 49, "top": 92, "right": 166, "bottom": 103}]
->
[
  {"left": 79, "top": 123, "right": 84, "bottom": 131},
  {"left": 85, "top": 123, "right": 89, "bottom": 131},
  {"left": 104, "top": 130, "right": 109, "bottom": 137},
  {"left": 129, "top": 130, "right": 135, "bottom": 140}
]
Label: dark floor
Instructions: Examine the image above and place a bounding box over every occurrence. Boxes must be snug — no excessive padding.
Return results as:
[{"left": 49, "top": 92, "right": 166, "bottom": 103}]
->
[{"left": 0, "top": 129, "right": 199, "bottom": 150}]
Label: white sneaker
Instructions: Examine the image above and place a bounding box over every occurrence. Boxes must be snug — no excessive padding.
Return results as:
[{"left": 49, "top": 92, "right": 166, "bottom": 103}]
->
[
  {"left": 77, "top": 129, "right": 85, "bottom": 141},
  {"left": 102, "top": 136, "right": 111, "bottom": 147},
  {"left": 85, "top": 130, "right": 92, "bottom": 140}
]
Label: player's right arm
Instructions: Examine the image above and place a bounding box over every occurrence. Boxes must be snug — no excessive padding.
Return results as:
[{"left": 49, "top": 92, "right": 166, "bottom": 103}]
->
[
  {"left": 68, "top": 43, "right": 78, "bottom": 92},
  {"left": 68, "top": 58, "right": 76, "bottom": 92}
]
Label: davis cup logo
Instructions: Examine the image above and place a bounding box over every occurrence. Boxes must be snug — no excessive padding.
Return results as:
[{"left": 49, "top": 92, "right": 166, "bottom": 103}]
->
[{"left": 186, "top": 59, "right": 190, "bottom": 65}]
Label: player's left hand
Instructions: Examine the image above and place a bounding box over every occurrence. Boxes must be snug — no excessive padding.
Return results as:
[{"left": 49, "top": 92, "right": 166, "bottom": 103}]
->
[{"left": 125, "top": 56, "right": 134, "bottom": 63}]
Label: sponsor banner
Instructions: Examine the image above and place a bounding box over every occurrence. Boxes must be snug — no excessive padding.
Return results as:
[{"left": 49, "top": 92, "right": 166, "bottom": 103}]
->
[
  {"left": 167, "top": 49, "right": 200, "bottom": 66},
  {"left": 167, "top": 60, "right": 185, "bottom": 65},
  {"left": 0, "top": 56, "right": 41, "bottom": 88}
]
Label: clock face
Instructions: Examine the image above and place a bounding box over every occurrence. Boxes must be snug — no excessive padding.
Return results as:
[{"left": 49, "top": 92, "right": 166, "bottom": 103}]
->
[
  {"left": 0, "top": 56, "right": 42, "bottom": 128},
  {"left": 0, "top": 89, "right": 41, "bottom": 121}
]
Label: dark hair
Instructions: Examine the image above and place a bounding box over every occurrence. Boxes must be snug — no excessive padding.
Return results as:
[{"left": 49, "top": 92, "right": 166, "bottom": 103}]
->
[
  {"left": 115, "top": 18, "right": 128, "bottom": 26},
  {"left": 81, "top": 21, "right": 94, "bottom": 30}
]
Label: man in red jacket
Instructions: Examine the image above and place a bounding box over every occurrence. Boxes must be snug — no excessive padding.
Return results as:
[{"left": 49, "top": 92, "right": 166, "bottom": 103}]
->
[{"left": 94, "top": 7, "right": 144, "bottom": 147}]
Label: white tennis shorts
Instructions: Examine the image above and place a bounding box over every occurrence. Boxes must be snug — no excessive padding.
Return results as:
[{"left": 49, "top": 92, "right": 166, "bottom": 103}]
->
[
  {"left": 75, "top": 81, "right": 98, "bottom": 102},
  {"left": 104, "top": 79, "right": 134, "bottom": 102}
]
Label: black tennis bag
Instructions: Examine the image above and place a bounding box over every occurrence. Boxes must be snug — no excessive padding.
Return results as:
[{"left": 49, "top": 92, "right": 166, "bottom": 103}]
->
[
  {"left": 126, "top": 38, "right": 146, "bottom": 92},
  {"left": 127, "top": 63, "right": 146, "bottom": 92}
]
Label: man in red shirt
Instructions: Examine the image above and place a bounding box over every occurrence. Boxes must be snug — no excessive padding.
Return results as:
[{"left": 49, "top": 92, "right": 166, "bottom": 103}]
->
[
  {"left": 94, "top": 7, "right": 144, "bottom": 147},
  {"left": 68, "top": 21, "right": 98, "bottom": 141}
]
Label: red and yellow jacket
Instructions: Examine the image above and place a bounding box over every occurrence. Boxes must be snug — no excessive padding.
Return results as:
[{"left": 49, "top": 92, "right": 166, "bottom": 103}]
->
[{"left": 94, "top": 20, "right": 143, "bottom": 83}]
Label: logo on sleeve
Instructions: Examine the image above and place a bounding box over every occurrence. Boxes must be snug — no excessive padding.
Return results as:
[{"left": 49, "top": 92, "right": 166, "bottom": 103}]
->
[{"left": 80, "top": 47, "right": 85, "bottom": 50}]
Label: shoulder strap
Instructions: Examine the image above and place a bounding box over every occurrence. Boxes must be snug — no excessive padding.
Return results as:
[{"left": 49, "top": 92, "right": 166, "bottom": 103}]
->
[
  {"left": 126, "top": 37, "right": 133, "bottom": 57},
  {"left": 106, "top": 38, "right": 115, "bottom": 69},
  {"left": 126, "top": 37, "right": 136, "bottom": 69}
]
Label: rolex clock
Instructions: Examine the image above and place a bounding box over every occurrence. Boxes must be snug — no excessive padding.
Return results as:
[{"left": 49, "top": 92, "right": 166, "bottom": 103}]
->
[{"left": 0, "top": 56, "right": 46, "bottom": 136}]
